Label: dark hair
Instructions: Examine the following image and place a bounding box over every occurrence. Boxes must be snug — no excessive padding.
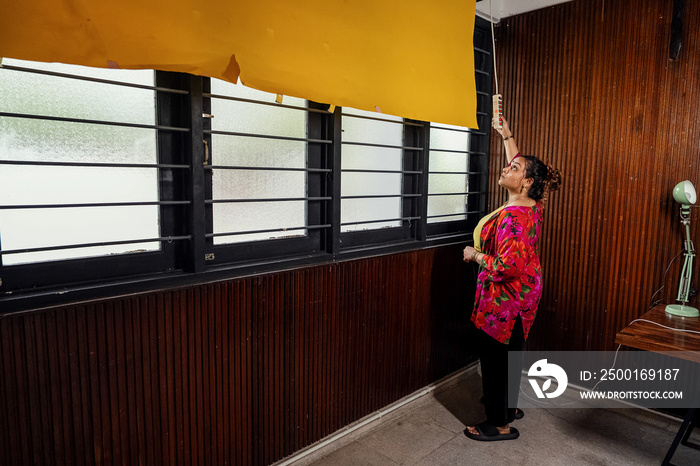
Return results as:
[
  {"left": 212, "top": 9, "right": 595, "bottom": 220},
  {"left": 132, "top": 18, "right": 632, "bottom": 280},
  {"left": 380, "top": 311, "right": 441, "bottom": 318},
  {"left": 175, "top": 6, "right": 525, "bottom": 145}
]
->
[{"left": 520, "top": 155, "right": 562, "bottom": 204}]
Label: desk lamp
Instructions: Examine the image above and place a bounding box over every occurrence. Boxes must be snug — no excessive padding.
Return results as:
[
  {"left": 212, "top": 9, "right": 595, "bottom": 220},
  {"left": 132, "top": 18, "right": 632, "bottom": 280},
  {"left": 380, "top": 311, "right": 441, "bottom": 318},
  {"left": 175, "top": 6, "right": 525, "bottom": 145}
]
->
[{"left": 666, "top": 180, "right": 700, "bottom": 317}]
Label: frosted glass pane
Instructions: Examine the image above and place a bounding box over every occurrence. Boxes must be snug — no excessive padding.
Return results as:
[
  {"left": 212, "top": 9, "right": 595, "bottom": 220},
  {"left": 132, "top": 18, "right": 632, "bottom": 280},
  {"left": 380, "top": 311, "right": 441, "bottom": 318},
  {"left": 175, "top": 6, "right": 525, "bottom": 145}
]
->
[
  {"left": 0, "top": 118, "right": 157, "bottom": 164},
  {"left": 213, "top": 201, "right": 306, "bottom": 243},
  {"left": 0, "top": 61, "right": 159, "bottom": 265},
  {"left": 428, "top": 173, "right": 467, "bottom": 194},
  {"left": 0, "top": 206, "right": 159, "bottom": 265},
  {"left": 0, "top": 58, "right": 155, "bottom": 125},
  {"left": 341, "top": 199, "right": 401, "bottom": 232},
  {"left": 342, "top": 107, "right": 403, "bottom": 145},
  {"left": 211, "top": 135, "right": 306, "bottom": 168},
  {"left": 427, "top": 174, "right": 467, "bottom": 221},
  {"left": 341, "top": 145, "right": 402, "bottom": 171},
  {"left": 210, "top": 79, "right": 306, "bottom": 138},
  {"left": 213, "top": 169, "right": 305, "bottom": 200},
  {"left": 1, "top": 166, "right": 157, "bottom": 205},
  {"left": 341, "top": 108, "right": 403, "bottom": 232},
  {"left": 341, "top": 172, "right": 401, "bottom": 197},
  {"left": 427, "top": 194, "right": 468, "bottom": 222},
  {"left": 427, "top": 123, "right": 470, "bottom": 224},
  {"left": 209, "top": 79, "right": 308, "bottom": 244},
  {"left": 428, "top": 151, "right": 470, "bottom": 173},
  {"left": 429, "top": 123, "right": 469, "bottom": 151}
]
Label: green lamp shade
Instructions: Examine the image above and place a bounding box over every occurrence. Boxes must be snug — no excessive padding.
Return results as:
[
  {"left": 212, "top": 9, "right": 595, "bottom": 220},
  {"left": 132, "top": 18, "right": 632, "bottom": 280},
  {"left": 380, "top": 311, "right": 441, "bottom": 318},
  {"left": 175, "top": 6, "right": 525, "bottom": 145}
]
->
[{"left": 673, "top": 180, "right": 697, "bottom": 205}]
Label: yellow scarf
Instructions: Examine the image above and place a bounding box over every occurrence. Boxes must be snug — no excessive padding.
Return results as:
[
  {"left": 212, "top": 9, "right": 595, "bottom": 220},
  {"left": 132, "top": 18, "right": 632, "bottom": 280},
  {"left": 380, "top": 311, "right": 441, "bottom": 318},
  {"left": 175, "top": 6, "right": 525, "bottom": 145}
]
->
[{"left": 473, "top": 205, "right": 506, "bottom": 252}]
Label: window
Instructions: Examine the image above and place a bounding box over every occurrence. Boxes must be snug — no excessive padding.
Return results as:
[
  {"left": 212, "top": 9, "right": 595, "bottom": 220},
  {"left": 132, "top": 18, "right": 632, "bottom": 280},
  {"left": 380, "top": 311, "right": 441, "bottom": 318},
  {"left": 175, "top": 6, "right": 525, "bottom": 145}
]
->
[
  {"left": 427, "top": 122, "right": 471, "bottom": 224},
  {"left": 0, "top": 17, "right": 494, "bottom": 310},
  {"left": 0, "top": 58, "right": 161, "bottom": 265},
  {"left": 203, "top": 80, "right": 332, "bottom": 264},
  {"left": 208, "top": 80, "right": 310, "bottom": 244},
  {"left": 338, "top": 108, "right": 424, "bottom": 249},
  {"left": 341, "top": 108, "right": 404, "bottom": 232},
  {"left": 0, "top": 59, "right": 190, "bottom": 292}
]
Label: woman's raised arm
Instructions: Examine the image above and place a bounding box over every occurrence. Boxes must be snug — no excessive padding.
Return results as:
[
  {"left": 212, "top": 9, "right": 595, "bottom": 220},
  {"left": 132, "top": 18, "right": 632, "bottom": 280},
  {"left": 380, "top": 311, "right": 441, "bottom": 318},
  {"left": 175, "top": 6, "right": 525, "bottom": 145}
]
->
[{"left": 492, "top": 116, "right": 519, "bottom": 164}]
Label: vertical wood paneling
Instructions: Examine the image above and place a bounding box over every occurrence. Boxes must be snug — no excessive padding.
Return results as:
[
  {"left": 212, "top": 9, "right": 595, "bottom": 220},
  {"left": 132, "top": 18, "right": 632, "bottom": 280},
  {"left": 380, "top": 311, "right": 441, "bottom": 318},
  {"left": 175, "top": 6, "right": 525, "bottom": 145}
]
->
[
  {"left": 0, "top": 245, "right": 473, "bottom": 465},
  {"left": 490, "top": 0, "right": 700, "bottom": 351}
]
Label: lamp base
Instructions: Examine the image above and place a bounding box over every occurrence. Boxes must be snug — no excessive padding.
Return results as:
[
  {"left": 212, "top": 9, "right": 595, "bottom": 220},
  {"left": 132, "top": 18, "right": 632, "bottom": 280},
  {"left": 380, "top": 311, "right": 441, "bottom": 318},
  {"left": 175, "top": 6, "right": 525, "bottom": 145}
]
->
[{"left": 665, "top": 304, "right": 700, "bottom": 317}]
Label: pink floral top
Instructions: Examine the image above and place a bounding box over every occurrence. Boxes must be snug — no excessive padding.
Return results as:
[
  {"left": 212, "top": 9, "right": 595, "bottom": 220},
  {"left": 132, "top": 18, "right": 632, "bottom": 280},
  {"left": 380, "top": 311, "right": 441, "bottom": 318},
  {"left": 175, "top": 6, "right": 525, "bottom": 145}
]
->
[{"left": 471, "top": 204, "right": 543, "bottom": 344}]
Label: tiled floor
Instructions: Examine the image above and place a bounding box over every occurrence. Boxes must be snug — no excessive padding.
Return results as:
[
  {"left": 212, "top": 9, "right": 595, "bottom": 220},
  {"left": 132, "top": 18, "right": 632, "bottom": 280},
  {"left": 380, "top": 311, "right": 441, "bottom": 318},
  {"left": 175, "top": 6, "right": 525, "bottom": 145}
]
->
[{"left": 282, "top": 365, "right": 699, "bottom": 466}]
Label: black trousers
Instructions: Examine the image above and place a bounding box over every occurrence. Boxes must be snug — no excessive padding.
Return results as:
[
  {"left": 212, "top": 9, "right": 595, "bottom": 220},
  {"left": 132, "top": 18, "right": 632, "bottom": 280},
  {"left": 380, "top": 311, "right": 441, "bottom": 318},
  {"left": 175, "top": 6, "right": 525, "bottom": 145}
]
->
[{"left": 477, "top": 317, "right": 525, "bottom": 427}]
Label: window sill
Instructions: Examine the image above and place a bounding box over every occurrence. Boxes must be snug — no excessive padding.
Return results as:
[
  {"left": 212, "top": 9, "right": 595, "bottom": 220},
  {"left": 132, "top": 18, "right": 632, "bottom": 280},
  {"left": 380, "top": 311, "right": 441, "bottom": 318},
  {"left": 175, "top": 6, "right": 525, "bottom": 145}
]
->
[{"left": 0, "top": 233, "right": 473, "bottom": 316}]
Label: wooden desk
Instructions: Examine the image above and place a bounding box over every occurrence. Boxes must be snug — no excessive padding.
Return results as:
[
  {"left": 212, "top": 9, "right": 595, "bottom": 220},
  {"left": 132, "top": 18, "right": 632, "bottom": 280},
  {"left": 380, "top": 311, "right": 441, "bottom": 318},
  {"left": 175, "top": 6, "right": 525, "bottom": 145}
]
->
[
  {"left": 616, "top": 304, "right": 700, "bottom": 466},
  {"left": 615, "top": 305, "right": 700, "bottom": 362}
]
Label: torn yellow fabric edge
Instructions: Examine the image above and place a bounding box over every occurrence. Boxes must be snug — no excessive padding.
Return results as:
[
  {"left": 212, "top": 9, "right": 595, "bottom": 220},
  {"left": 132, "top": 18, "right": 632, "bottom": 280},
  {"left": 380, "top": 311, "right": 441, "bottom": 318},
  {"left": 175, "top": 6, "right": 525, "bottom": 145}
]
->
[{"left": 0, "top": 1, "right": 478, "bottom": 128}]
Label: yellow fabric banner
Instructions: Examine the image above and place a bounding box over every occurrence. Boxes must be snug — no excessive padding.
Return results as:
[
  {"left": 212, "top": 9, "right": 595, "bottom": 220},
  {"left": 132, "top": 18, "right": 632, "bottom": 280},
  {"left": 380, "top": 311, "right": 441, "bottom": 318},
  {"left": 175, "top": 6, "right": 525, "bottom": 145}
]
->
[{"left": 0, "top": 1, "right": 478, "bottom": 127}]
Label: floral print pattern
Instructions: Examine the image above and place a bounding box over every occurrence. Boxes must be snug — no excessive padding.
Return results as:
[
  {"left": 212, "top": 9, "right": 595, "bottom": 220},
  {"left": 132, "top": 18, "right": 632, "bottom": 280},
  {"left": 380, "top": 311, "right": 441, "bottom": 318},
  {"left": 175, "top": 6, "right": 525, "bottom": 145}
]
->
[{"left": 471, "top": 204, "right": 543, "bottom": 344}]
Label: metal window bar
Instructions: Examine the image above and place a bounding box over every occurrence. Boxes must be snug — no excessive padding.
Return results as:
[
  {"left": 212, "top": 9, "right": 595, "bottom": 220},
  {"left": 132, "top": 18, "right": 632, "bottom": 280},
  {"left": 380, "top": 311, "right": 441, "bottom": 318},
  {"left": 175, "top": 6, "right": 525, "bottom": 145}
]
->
[
  {"left": 204, "top": 128, "right": 330, "bottom": 144},
  {"left": 340, "top": 112, "right": 424, "bottom": 127},
  {"left": 0, "top": 201, "right": 190, "bottom": 210},
  {"left": 0, "top": 63, "right": 189, "bottom": 95},
  {"left": 425, "top": 214, "right": 468, "bottom": 221},
  {"left": 342, "top": 168, "right": 421, "bottom": 175},
  {"left": 427, "top": 147, "right": 488, "bottom": 155},
  {"left": 206, "top": 223, "right": 331, "bottom": 239},
  {"left": 205, "top": 165, "right": 331, "bottom": 173},
  {"left": 341, "top": 140, "right": 422, "bottom": 151},
  {"left": 0, "top": 112, "right": 189, "bottom": 133},
  {"left": 204, "top": 93, "right": 327, "bottom": 114},
  {"left": 0, "top": 160, "right": 190, "bottom": 169},
  {"left": 430, "top": 125, "right": 485, "bottom": 135},
  {"left": 430, "top": 124, "right": 471, "bottom": 131},
  {"left": 206, "top": 197, "right": 331, "bottom": 204},
  {"left": 0, "top": 235, "right": 192, "bottom": 256},
  {"left": 427, "top": 191, "right": 486, "bottom": 197},
  {"left": 341, "top": 216, "right": 421, "bottom": 227},
  {"left": 341, "top": 193, "right": 421, "bottom": 200},
  {"left": 428, "top": 170, "right": 484, "bottom": 175},
  {"left": 427, "top": 210, "right": 485, "bottom": 220},
  {"left": 429, "top": 148, "right": 468, "bottom": 155}
]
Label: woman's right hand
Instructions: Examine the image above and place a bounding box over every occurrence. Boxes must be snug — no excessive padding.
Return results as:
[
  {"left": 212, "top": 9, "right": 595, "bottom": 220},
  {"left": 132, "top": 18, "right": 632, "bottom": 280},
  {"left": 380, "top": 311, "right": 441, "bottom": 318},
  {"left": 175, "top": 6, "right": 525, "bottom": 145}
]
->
[
  {"left": 492, "top": 116, "right": 512, "bottom": 139},
  {"left": 463, "top": 246, "right": 479, "bottom": 262}
]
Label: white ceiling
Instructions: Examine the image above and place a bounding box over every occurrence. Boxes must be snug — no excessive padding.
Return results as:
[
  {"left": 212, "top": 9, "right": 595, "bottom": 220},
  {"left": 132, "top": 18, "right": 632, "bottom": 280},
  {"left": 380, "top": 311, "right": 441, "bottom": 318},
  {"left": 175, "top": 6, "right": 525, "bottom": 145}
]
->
[{"left": 476, "top": 0, "right": 574, "bottom": 22}]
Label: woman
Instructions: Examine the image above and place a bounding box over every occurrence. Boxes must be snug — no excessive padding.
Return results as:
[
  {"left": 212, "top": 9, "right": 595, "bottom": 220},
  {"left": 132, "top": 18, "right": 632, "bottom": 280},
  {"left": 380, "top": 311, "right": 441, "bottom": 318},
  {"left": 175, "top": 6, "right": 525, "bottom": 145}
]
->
[{"left": 462, "top": 116, "right": 561, "bottom": 441}]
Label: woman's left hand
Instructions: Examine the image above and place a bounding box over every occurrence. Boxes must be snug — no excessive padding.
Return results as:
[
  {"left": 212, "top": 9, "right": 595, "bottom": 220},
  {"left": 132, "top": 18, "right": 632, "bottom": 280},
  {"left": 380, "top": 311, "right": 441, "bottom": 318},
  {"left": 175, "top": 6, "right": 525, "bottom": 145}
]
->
[{"left": 463, "top": 246, "right": 477, "bottom": 262}]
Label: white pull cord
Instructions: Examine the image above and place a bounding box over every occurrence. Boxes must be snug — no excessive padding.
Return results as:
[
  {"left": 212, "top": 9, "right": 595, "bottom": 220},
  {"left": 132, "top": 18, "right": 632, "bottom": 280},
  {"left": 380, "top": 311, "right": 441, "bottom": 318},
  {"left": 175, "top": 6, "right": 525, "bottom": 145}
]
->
[{"left": 490, "top": 0, "right": 499, "bottom": 95}]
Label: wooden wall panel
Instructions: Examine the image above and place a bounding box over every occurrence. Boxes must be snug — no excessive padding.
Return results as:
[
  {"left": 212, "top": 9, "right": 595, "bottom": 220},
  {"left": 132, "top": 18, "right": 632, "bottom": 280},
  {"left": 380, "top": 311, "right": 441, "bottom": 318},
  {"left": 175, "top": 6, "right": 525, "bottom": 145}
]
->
[
  {"left": 490, "top": 0, "right": 700, "bottom": 351},
  {"left": 0, "top": 245, "right": 476, "bottom": 466}
]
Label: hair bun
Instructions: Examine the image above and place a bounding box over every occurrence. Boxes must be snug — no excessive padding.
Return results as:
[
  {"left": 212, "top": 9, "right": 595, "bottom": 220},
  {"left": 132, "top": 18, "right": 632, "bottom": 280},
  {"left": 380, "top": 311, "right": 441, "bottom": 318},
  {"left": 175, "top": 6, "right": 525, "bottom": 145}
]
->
[{"left": 545, "top": 166, "right": 562, "bottom": 192}]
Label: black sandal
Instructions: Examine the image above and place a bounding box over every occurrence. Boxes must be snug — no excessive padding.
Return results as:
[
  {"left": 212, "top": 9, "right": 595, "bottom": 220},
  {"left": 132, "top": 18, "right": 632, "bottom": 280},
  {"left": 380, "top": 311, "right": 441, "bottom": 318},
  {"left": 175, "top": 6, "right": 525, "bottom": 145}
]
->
[{"left": 463, "top": 422, "right": 520, "bottom": 442}]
